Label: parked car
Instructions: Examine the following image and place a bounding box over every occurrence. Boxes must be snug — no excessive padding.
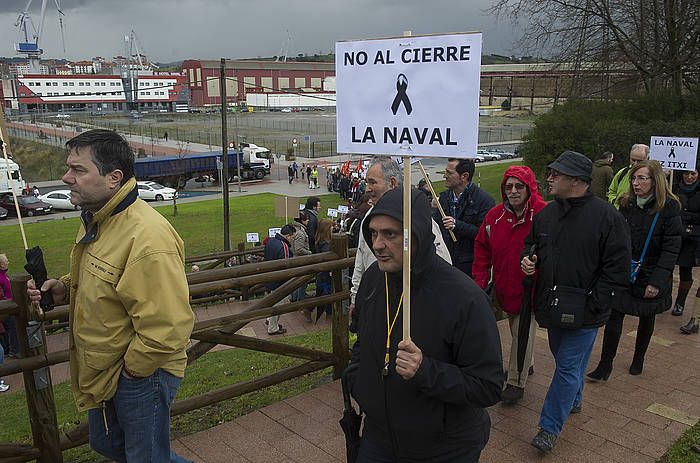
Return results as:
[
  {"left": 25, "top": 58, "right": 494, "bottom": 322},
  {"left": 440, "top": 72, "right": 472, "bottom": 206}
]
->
[
  {"left": 487, "top": 148, "right": 517, "bottom": 159},
  {"left": 281, "top": 107, "right": 292, "bottom": 113},
  {"left": 0, "top": 195, "right": 53, "bottom": 217},
  {"left": 477, "top": 149, "right": 500, "bottom": 161},
  {"left": 137, "top": 181, "right": 177, "bottom": 201},
  {"left": 472, "top": 153, "right": 486, "bottom": 163},
  {"left": 38, "top": 190, "right": 79, "bottom": 210},
  {"left": 0, "top": 206, "right": 7, "bottom": 219}
]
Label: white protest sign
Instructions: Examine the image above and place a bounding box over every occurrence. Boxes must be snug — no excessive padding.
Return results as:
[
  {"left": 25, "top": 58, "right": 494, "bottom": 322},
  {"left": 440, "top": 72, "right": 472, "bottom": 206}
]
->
[
  {"left": 338, "top": 205, "right": 349, "bottom": 214},
  {"left": 246, "top": 232, "right": 259, "bottom": 243},
  {"left": 650, "top": 136, "right": 698, "bottom": 171},
  {"left": 327, "top": 208, "right": 338, "bottom": 218},
  {"left": 268, "top": 227, "right": 281, "bottom": 238},
  {"left": 336, "top": 33, "right": 482, "bottom": 158},
  {"left": 299, "top": 204, "right": 306, "bottom": 210}
]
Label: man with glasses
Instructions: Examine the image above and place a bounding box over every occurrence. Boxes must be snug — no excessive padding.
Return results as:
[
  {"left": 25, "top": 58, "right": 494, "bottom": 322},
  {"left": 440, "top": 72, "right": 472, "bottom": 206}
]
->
[
  {"left": 607, "top": 144, "right": 649, "bottom": 207},
  {"left": 436, "top": 158, "right": 495, "bottom": 276},
  {"left": 521, "top": 150, "right": 630, "bottom": 453}
]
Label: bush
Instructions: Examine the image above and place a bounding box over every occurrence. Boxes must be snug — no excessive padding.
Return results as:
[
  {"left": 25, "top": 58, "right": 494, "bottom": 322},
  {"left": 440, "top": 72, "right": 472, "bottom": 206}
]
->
[{"left": 521, "top": 91, "right": 700, "bottom": 177}]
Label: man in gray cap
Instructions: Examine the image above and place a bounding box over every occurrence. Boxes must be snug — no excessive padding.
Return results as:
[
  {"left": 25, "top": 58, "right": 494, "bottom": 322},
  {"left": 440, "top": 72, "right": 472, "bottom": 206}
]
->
[{"left": 521, "top": 150, "right": 630, "bottom": 453}]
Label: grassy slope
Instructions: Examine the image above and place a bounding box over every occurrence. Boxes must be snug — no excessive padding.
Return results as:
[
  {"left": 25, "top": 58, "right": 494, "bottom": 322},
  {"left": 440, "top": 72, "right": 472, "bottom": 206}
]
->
[{"left": 5, "top": 137, "right": 67, "bottom": 182}]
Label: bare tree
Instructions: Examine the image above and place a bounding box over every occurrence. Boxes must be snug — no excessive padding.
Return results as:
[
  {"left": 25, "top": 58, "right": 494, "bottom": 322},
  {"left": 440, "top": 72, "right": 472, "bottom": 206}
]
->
[{"left": 490, "top": 0, "right": 700, "bottom": 96}]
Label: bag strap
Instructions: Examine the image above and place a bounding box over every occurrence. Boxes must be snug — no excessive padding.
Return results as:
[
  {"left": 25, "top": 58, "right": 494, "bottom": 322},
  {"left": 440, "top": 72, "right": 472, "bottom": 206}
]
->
[{"left": 637, "top": 212, "right": 660, "bottom": 265}]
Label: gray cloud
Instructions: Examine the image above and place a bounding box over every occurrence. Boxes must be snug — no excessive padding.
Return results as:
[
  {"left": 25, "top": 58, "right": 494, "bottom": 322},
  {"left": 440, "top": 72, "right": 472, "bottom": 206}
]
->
[{"left": 0, "top": 0, "right": 522, "bottom": 62}]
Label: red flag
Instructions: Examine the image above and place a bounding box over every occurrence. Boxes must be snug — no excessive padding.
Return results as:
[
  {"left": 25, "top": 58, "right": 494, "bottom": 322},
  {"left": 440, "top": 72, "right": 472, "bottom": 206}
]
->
[
  {"left": 355, "top": 160, "right": 363, "bottom": 173},
  {"left": 340, "top": 160, "right": 351, "bottom": 176}
]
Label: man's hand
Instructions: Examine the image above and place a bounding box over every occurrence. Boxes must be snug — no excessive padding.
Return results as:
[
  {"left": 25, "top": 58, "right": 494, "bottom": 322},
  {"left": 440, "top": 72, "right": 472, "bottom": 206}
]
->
[
  {"left": 27, "top": 278, "right": 67, "bottom": 314},
  {"left": 521, "top": 254, "right": 538, "bottom": 276},
  {"left": 348, "top": 303, "right": 355, "bottom": 319},
  {"left": 396, "top": 339, "right": 423, "bottom": 380},
  {"left": 644, "top": 285, "right": 659, "bottom": 299},
  {"left": 442, "top": 215, "right": 456, "bottom": 230}
]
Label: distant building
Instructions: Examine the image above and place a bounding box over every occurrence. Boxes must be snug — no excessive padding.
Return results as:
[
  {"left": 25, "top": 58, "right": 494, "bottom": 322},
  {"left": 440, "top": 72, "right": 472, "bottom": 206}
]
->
[
  {"left": 10, "top": 62, "right": 49, "bottom": 76},
  {"left": 180, "top": 59, "right": 334, "bottom": 108},
  {"left": 11, "top": 73, "right": 188, "bottom": 113}
]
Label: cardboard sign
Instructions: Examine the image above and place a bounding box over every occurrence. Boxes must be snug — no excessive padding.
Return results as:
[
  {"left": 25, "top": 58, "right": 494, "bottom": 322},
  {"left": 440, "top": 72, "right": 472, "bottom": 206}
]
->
[
  {"left": 268, "top": 227, "right": 281, "bottom": 238},
  {"left": 327, "top": 208, "right": 338, "bottom": 218},
  {"left": 336, "top": 33, "right": 482, "bottom": 158},
  {"left": 650, "top": 136, "right": 698, "bottom": 171},
  {"left": 246, "top": 232, "right": 259, "bottom": 243},
  {"left": 338, "top": 205, "right": 349, "bottom": 214}
]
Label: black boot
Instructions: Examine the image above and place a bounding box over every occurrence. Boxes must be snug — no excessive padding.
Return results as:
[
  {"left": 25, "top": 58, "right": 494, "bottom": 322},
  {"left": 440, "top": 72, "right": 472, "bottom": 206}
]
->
[
  {"left": 587, "top": 361, "right": 612, "bottom": 382},
  {"left": 630, "top": 315, "right": 655, "bottom": 376},
  {"left": 673, "top": 280, "right": 692, "bottom": 316},
  {"left": 680, "top": 318, "right": 699, "bottom": 335},
  {"left": 671, "top": 302, "right": 684, "bottom": 316}
]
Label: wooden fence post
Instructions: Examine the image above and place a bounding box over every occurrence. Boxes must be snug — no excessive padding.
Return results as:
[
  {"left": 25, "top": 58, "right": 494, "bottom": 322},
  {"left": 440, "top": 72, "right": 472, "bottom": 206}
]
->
[
  {"left": 330, "top": 234, "right": 350, "bottom": 379},
  {"left": 11, "top": 274, "right": 62, "bottom": 463}
]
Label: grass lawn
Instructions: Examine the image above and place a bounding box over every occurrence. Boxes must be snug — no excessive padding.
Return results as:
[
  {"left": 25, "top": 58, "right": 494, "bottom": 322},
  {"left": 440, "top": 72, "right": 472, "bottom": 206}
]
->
[
  {"left": 0, "top": 160, "right": 522, "bottom": 277},
  {"left": 0, "top": 330, "right": 334, "bottom": 463}
]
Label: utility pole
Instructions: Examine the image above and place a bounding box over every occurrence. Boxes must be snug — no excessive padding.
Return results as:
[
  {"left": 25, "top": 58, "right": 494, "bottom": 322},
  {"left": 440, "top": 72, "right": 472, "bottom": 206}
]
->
[{"left": 220, "top": 58, "right": 230, "bottom": 251}]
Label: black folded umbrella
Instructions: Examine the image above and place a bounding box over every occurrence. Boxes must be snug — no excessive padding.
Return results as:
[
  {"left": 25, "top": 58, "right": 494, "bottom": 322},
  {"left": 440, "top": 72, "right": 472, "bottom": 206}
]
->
[
  {"left": 517, "top": 245, "right": 537, "bottom": 384},
  {"left": 339, "top": 363, "right": 362, "bottom": 463},
  {"left": 24, "top": 246, "right": 55, "bottom": 312}
]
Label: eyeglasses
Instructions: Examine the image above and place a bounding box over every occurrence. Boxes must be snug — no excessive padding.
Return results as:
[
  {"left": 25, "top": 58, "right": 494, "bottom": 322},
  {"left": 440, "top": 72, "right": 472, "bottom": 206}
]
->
[
  {"left": 504, "top": 183, "right": 526, "bottom": 191},
  {"left": 547, "top": 170, "right": 562, "bottom": 179},
  {"left": 631, "top": 175, "right": 651, "bottom": 183}
]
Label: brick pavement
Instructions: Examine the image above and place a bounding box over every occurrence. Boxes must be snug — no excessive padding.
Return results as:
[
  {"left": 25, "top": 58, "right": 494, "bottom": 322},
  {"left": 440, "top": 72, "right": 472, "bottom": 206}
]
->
[{"left": 173, "top": 294, "right": 700, "bottom": 463}]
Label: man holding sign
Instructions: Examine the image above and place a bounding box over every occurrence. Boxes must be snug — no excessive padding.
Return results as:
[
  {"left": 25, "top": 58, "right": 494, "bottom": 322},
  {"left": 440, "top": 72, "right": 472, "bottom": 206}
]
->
[{"left": 346, "top": 188, "right": 503, "bottom": 462}]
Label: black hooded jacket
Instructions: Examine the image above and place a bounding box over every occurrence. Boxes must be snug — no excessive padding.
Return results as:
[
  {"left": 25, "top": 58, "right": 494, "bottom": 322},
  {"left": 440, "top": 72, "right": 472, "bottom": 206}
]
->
[{"left": 347, "top": 188, "right": 504, "bottom": 462}]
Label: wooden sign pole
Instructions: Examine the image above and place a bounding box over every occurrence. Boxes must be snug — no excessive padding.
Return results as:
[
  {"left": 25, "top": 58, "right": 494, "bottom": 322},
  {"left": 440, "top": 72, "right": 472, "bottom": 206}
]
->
[
  {"left": 416, "top": 160, "right": 457, "bottom": 242},
  {"left": 402, "top": 156, "right": 411, "bottom": 340},
  {"left": 0, "top": 103, "right": 29, "bottom": 250}
]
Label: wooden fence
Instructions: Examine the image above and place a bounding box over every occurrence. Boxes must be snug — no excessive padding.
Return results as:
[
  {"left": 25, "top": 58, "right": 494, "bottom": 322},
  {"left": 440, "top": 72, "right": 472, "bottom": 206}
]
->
[{"left": 0, "top": 234, "right": 353, "bottom": 462}]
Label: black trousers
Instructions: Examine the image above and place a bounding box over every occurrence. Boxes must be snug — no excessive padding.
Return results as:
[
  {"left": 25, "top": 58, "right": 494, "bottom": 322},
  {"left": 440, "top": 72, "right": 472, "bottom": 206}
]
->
[{"left": 600, "top": 310, "right": 656, "bottom": 366}]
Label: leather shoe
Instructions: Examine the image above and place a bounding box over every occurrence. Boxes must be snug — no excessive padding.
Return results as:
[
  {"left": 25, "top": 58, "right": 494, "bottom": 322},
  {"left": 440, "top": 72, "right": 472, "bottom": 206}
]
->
[
  {"left": 501, "top": 385, "right": 524, "bottom": 405},
  {"left": 680, "top": 318, "right": 699, "bottom": 334},
  {"left": 571, "top": 403, "right": 582, "bottom": 414},
  {"left": 671, "top": 303, "right": 684, "bottom": 316},
  {"left": 629, "top": 360, "right": 643, "bottom": 376}
]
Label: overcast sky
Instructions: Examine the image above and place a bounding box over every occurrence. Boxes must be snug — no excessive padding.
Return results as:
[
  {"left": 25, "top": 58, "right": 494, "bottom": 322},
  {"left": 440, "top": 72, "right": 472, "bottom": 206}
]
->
[{"left": 0, "top": 0, "right": 522, "bottom": 63}]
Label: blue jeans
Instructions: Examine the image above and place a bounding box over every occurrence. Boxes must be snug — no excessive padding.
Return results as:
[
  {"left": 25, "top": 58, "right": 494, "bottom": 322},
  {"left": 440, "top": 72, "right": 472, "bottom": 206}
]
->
[
  {"left": 2, "top": 317, "right": 19, "bottom": 355},
  {"left": 539, "top": 327, "right": 598, "bottom": 436},
  {"left": 88, "top": 368, "right": 190, "bottom": 463},
  {"left": 290, "top": 284, "right": 307, "bottom": 303}
]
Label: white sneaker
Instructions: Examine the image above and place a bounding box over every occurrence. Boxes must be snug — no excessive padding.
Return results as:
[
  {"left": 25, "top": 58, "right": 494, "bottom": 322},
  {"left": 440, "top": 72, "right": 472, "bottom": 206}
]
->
[{"left": 0, "top": 381, "right": 9, "bottom": 392}]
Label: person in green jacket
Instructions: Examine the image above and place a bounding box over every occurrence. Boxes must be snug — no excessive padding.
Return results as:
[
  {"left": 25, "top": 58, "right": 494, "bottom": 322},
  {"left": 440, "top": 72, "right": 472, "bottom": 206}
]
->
[
  {"left": 607, "top": 144, "right": 649, "bottom": 208},
  {"left": 591, "top": 151, "right": 614, "bottom": 200}
]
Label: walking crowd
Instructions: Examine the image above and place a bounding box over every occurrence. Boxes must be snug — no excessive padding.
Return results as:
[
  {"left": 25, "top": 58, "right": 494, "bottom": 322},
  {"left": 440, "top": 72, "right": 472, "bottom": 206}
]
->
[{"left": 5, "top": 128, "right": 697, "bottom": 462}]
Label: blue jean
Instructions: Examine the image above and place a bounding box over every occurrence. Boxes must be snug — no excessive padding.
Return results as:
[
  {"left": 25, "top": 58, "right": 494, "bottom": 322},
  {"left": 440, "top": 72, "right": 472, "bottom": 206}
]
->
[
  {"left": 539, "top": 327, "right": 598, "bottom": 436},
  {"left": 88, "top": 368, "right": 190, "bottom": 463},
  {"left": 290, "top": 284, "right": 307, "bottom": 303},
  {"left": 1, "top": 317, "right": 19, "bottom": 355}
]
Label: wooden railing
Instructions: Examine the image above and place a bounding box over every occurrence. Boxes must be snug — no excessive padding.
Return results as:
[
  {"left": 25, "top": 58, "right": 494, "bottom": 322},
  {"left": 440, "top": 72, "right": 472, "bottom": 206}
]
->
[{"left": 0, "top": 234, "right": 353, "bottom": 463}]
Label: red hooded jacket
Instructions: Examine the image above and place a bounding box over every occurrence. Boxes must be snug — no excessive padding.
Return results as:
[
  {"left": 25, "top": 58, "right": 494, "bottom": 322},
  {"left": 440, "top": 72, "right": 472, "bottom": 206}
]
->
[{"left": 473, "top": 165, "right": 547, "bottom": 315}]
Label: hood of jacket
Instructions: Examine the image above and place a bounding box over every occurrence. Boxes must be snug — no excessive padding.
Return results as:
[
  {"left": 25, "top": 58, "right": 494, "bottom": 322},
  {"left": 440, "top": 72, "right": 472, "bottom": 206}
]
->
[
  {"left": 362, "top": 187, "right": 435, "bottom": 277},
  {"left": 594, "top": 159, "right": 612, "bottom": 168},
  {"left": 499, "top": 165, "right": 547, "bottom": 215}
]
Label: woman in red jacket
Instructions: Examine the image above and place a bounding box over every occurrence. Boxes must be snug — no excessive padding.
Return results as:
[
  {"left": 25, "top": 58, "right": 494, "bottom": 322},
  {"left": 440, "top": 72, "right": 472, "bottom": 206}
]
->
[{"left": 473, "top": 165, "right": 548, "bottom": 405}]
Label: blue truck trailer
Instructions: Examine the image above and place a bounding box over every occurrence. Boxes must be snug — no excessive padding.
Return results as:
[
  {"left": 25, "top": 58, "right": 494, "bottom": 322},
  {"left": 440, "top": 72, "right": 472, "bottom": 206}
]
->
[{"left": 134, "top": 150, "right": 267, "bottom": 188}]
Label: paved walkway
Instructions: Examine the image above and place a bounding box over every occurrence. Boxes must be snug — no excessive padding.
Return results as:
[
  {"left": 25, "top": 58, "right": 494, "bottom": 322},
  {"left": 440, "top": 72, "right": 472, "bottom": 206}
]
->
[{"left": 170, "top": 279, "right": 700, "bottom": 463}]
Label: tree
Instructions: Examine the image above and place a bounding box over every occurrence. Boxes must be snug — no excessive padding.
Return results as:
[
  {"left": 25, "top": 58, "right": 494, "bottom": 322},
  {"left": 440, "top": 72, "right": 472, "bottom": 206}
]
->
[{"left": 490, "top": 0, "right": 700, "bottom": 96}]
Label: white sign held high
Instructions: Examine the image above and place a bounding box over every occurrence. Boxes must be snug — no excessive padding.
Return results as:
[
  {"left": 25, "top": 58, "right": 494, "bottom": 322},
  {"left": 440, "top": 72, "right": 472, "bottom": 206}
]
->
[
  {"left": 650, "top": 136, "right": 698, "bottom": 171},
  {"left": 338, "top": 205, "right": 349, "bottom": 214},
  {"left": 268, "top": 227, "right": 281, "bottom": 238},
  {"left": 327, "top": 208, "right": 339, "bottom": 218},
  {"left": 246, "top": 232, "right": 259, "bottom": 243},
  {"left": 336, "top": 33, "right": 482, "bottom": 158}
]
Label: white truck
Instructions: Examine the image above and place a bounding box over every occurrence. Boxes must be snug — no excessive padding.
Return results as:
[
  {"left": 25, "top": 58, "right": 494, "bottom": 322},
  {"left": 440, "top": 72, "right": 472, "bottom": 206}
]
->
[
  {"left": 0, "top": 158, "right": 26, "bottom": 195},
  {"left": 240, "top": 143, "right": 271, "bottom": 173}
]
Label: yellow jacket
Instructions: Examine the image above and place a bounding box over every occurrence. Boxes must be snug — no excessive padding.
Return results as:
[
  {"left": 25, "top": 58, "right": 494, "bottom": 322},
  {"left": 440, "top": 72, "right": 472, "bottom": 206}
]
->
[{"left": 61, "top": 178, "right": 194, "bottom": 412}]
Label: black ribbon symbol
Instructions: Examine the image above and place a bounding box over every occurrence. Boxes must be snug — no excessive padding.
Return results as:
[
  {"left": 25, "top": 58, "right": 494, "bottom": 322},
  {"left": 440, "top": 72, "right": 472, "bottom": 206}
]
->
[{"left": 391, "top": 73, "right": 412, "bottom": 115}]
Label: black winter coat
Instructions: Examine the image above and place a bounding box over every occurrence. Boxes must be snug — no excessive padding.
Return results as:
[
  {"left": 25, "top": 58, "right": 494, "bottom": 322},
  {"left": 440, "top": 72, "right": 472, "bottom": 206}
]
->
[
  {"left": 618, "top": 196, "right": 682, "bottom": 316},
  {"left": 263, "top": 234, "right": 292, "bottom": 291},
  {"left": 434, "top": 183, "right": 495, "bottom": 275},
  {"left": 348, "top": 188, "right": 504, "bottom": 462},
  {"left": 306, "top": 209, "right": 318, "bottom": 253},
  {"left": 523, "top": 193, "right": 631, "bottom": 329},
  {"left": 676, "top": 181, "right": 700, "bottom": 238}
]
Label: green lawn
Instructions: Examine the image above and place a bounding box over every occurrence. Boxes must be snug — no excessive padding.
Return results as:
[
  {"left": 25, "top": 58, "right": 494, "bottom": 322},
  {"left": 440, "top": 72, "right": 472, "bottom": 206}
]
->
[
  {"left": 0, "top": 160, "right": 521, "bottom": 277},
  {"left": 0, "top": 330, "right": 334, "bottom": 462}
]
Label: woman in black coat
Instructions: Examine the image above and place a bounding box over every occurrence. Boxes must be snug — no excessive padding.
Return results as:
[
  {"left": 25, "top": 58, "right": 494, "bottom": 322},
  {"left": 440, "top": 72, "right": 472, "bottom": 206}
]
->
[
  {"left": 588, "top": 160, "right": 682, "bottom": 380},
  {"left": 673, "top": 167, "right": 700, "bottom": 333}
]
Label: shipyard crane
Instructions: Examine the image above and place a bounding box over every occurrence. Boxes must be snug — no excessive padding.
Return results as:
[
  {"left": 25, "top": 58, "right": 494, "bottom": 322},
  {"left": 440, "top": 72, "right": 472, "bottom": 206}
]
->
[{"left": 15, "top": 0, "right": 66, "bottom": 73}]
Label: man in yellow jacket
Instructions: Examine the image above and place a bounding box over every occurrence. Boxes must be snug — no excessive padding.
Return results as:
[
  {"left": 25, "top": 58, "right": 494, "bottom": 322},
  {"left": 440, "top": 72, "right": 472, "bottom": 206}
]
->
[
  {"left": 607, "top": 144, "right": 649, "bottom": 208},
  {"left": 28, "top": 130, "right": 194, "bottom": 463}
]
